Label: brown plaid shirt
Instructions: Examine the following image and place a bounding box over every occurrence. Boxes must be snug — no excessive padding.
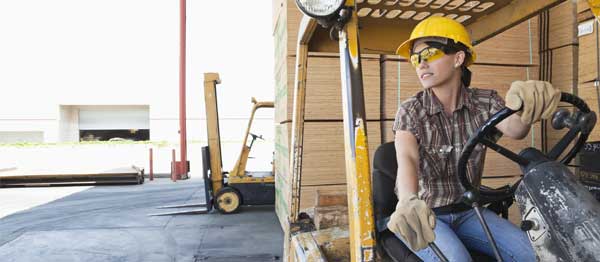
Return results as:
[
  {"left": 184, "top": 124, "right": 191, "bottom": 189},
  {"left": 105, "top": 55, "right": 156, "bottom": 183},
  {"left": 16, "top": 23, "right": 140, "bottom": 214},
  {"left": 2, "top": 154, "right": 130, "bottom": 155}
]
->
[{"left": 393, "top": 86, "right": 505, "bottom": 208}]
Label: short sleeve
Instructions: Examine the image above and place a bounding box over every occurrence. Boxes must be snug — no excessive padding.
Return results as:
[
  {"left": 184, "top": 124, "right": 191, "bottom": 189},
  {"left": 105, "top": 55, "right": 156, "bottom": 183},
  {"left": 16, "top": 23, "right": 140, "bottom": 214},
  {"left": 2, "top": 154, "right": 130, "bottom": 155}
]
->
[
  {"left": 392, "top": 104, "right": 420, "bottom": 142},
  {"left": 488, "top": 90, "right": 505, "bottom": 141},
  {"left": 489, "top": 90, "right": 506, "bottom": 115}
]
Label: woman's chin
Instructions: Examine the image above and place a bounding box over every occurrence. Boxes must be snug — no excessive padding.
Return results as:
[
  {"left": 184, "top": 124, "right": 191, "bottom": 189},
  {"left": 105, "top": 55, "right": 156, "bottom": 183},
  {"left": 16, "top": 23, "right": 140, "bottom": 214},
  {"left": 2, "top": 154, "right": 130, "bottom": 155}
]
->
[{"left": 420, "top": 79, "right": 437, "bottom": 89}]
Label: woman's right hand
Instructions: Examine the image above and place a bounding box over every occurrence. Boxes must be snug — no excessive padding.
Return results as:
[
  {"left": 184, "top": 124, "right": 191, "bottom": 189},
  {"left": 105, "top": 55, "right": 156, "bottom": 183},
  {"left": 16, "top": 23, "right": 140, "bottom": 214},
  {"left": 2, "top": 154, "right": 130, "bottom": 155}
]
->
[{"left": 387, "top": 193, "right": 436, "bottom": 251}]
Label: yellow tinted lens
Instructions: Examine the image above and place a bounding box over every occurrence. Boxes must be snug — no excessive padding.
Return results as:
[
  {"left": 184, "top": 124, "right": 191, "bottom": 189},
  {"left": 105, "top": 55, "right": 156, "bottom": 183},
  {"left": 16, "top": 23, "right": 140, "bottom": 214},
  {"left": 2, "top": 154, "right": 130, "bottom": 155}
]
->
[
  {"left": 410, "top": 54, "right": 420, "bottom": 67},
  {"left": 421, "top": 48, "right": 445, "bottom": 63},
  {"left": 409, "top": 47, "right": 445, "bottom": 67}
]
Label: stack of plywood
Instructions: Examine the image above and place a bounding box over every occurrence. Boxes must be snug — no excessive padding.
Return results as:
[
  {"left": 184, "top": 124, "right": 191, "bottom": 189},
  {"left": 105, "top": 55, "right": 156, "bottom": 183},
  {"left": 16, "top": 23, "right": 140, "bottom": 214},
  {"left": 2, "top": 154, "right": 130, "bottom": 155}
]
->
[
  {"left": 544, "top": 1, "right": 580, "bottom": 150},
  {"left": 273, "top": 0, "right": 383, "bottom": 232},
  {"left": 576, "top": 1, "right": 600, "bottom": 142}
]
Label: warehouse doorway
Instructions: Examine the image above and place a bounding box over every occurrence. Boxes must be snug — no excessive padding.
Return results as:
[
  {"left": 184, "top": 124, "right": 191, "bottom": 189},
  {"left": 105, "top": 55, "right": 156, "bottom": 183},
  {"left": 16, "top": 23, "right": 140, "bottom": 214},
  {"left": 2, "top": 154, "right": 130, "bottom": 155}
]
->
[{"left": 78, "top": 106, "right": 150, "bottom": 142}]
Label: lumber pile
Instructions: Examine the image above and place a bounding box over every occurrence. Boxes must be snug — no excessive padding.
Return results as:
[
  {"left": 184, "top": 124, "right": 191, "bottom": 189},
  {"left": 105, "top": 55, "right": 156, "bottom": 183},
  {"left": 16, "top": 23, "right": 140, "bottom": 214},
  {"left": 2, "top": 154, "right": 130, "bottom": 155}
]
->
[{"left": 0, "top": 166, "right": 145, "bottom": 187}]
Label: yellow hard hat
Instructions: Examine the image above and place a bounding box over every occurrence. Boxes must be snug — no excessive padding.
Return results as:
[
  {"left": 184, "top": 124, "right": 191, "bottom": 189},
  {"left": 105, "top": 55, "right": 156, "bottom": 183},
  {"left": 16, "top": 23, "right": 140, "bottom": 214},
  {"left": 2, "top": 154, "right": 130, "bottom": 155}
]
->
[{"left": 396, "top": 16, "right": 476, "bottom": 66}]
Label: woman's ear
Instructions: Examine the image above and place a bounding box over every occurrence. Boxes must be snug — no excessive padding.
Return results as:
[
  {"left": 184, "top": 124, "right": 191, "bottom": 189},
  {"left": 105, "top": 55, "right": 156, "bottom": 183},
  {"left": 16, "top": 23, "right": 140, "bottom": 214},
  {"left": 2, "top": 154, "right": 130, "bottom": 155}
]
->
[{"left": 454, "top": 51, "right": 466, "bottom": 68}]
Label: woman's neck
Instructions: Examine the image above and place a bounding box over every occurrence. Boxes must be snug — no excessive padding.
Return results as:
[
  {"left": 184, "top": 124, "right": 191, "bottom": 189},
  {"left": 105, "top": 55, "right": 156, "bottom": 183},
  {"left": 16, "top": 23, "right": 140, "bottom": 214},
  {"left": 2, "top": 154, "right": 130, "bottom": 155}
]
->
[{"left": 431, "top": 77, "right": 462, "bottom": 117}]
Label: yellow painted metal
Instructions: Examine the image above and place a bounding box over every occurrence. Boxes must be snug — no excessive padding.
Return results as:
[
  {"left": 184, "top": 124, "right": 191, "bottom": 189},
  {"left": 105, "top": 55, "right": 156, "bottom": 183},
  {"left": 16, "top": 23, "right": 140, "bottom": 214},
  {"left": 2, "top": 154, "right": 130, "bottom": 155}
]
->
[
  {"left": 216, "top": 190, "right": 240, "bottom": 213},
  {"left": 229, "top": 176, "right": 275, "bottom": 184},
  {"left": 203, "top": 73, "right": 224, "bottom": 194},
  {"left": 230, "top": 98, "right": 274, "bottom": 178},
  {"left": 304, "top": 0, "right": 564, "bottom": 54},
  {"left": 349, "top": 120, "right": 376, "bottom": 262},
  {"left": 289, "top": 16, "right": 318, "bottom": 225},
  {"left": 338, "top": 3, "right": 376, "bottom": 260},
  {"left": 587, "top": 0, "right": 600, "bottom": 19},
  {"left": 291, "top": 231, "right": 328, "bottom": 262}
]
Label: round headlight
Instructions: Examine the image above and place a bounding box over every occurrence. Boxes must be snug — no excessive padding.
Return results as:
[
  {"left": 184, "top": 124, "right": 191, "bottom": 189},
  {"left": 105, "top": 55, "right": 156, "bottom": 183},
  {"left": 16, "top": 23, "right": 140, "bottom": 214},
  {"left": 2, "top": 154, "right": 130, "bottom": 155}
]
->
[{"left": 295, "top": 0, "right": 346, "bottom": 18}]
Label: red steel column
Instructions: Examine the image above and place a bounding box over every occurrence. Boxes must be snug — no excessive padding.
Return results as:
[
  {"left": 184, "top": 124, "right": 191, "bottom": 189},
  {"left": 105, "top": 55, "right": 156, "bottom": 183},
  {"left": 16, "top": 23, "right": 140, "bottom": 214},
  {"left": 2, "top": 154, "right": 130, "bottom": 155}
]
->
[
  {"left": 171, "top": 149, "right": 177, "bottom": 182},
  {"left": 149, "top": 148, "right": 154, "bottom": 181},
  {"left": 177, "top": 0, "right": 188, "bottom": 179}
]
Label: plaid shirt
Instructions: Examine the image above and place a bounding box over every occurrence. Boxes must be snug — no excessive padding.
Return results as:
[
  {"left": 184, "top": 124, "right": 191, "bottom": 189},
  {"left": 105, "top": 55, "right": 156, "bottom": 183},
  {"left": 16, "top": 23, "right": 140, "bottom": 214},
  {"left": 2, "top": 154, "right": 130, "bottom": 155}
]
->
[{"left": 393, "top": 86, "right": 505, "bottom": 208}]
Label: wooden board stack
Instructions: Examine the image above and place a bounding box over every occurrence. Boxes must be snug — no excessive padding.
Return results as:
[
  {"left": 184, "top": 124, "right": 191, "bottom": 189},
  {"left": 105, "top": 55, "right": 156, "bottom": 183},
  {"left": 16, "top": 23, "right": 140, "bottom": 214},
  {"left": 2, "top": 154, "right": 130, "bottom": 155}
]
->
[{"left": 576, "top": 0, "right": 600, "bottom": 142}]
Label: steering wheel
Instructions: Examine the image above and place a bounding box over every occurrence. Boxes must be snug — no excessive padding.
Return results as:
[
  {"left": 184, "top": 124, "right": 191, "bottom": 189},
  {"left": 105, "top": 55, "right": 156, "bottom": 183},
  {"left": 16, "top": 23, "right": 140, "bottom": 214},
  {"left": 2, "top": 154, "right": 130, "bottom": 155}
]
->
[{"left": 458, "top": 92, "right": 597, "bottom": 205}]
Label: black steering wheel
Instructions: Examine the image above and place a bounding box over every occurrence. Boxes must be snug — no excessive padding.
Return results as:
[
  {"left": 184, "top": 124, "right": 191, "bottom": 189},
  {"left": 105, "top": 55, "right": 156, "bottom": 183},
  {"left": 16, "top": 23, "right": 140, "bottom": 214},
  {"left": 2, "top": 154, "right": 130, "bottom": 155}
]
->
[{"left": 458, "top": 92, "right": 597, "bottom": 205}]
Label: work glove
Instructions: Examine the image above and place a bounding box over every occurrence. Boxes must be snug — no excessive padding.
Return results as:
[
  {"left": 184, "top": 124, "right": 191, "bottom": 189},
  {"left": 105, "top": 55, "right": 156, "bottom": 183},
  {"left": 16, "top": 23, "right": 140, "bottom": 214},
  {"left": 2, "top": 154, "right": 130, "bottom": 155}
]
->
[
  {"left": 386, "top": 193, "right": 436, "bottom": 251},
  {"left": 505, "top": 80, "right": 561, "bottom": 125}
]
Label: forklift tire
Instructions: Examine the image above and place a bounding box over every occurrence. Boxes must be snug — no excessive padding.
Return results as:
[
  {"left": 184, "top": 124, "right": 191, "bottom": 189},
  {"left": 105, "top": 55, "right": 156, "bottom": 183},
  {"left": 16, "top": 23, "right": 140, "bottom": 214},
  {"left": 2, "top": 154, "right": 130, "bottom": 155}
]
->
[{"left": 215, "top": 187, "right": 242, "bottom": 214}]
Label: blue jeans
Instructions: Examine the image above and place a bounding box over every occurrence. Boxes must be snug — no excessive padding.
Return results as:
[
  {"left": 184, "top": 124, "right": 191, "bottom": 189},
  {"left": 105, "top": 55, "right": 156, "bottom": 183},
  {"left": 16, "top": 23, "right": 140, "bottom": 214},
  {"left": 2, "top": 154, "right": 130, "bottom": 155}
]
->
[{"left": 393, "top": 208, "right": 536, "bottom": 262}]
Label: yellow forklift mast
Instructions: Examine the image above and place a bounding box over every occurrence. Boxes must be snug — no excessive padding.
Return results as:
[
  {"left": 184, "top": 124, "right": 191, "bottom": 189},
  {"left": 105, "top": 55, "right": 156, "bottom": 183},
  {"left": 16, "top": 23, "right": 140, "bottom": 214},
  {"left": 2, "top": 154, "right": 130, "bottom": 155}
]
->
[
  {"left": 286, "top": 0, "right": 600, "bottom": 261},
  {"left": 203, "top": 72, "right": 275, "bottom": 214}
]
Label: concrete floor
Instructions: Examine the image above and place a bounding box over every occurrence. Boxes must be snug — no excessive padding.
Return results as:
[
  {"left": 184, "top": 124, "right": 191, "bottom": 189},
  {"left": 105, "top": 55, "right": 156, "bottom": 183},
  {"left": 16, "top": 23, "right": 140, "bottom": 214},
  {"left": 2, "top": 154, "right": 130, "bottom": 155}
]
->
[{"left": 0, "top": 176, "right": 283, "bottom": 262}]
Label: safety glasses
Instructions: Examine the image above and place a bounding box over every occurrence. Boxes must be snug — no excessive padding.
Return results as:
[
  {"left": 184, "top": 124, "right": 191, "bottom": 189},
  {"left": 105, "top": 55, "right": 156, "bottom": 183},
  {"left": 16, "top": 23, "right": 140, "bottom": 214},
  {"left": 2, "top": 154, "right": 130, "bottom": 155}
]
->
[{"left": 409, "top": 47, "right": 446, "bottom": 67}]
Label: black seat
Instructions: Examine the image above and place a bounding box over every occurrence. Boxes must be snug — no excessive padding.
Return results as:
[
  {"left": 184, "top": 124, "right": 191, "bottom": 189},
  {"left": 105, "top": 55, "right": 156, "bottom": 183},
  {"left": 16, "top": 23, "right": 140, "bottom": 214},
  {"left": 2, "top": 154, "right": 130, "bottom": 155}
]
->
[
  {"left": 372, "top": 142, "right": 422, "bottom": 262},
  {"left": 372, "top": 142, "right": 505, "bottom": 262}
]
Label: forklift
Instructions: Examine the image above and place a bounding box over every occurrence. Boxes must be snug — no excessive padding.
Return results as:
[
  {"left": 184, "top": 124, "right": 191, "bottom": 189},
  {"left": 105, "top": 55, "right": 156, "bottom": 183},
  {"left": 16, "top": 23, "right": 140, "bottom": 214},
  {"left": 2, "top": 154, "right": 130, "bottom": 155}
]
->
[
  {"left": 201, "top": 73, "right": 275, "bottom": 214},
  {"left": 286, "top": 0, "right": 600, "bottom": 261}
]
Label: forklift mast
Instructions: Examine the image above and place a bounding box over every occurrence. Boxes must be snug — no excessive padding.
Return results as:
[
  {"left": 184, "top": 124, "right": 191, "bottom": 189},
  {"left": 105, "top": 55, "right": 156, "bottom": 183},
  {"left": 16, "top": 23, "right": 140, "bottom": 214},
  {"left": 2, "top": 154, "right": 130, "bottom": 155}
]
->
[{"left": 203, "top": 72, "right": 224, "bottom": 194}]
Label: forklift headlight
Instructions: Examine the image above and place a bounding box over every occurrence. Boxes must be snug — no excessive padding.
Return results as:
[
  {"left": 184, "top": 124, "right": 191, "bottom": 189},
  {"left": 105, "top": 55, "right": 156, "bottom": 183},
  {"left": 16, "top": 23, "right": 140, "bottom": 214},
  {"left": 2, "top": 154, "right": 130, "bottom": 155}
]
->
[{"left": 295, "top": 0, "right": 345, "bottom": 19}]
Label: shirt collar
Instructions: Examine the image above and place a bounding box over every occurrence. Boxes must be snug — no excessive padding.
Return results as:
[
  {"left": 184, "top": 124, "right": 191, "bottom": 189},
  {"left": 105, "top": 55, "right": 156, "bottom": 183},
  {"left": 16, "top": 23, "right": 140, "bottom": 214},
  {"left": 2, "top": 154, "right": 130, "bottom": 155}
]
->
[{"left": 423, "top": 85, "right": 475, "bottom": 116}]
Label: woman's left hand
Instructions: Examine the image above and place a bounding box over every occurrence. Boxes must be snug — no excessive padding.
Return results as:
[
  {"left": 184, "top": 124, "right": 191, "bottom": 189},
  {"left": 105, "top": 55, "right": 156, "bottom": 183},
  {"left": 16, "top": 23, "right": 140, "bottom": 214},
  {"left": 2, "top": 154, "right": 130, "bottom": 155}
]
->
[{"left": 505, "top": 80, "right": 561, "bottom": 125}]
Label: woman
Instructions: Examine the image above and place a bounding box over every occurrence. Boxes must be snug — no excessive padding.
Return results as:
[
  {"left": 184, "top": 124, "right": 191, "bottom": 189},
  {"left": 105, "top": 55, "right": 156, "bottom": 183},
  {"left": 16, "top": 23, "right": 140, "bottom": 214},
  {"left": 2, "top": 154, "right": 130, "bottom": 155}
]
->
[{"left": 385, "top": 16, "right": 560, "bottom": 262}]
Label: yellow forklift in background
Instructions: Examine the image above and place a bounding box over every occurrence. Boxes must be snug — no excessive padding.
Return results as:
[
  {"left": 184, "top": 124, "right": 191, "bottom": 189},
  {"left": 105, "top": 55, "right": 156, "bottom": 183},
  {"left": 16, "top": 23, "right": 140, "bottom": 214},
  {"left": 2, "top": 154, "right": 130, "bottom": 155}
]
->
[
  {"left": 201, "top": 73, "right": 276, "bottom": 214},
  {"left": 153, "top": 73, "right": 275, "bottom": 216},
  {"left": 285, "top": 0, "right": 600, "bottom": 261}
]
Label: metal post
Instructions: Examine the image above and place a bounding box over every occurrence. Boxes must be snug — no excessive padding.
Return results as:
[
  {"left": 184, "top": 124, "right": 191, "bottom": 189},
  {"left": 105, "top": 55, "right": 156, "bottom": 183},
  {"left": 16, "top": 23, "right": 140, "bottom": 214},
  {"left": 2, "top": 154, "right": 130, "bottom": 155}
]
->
[
  {"left": 338, "top": 3, "right": 376, "bottom": 261},
  {"left": 175, "top": 0, "right": 189, "bottom": 179},
  {"left": 171, "top": 149, "right": 177, "bottom": 182},
  {"left": 149, "top": 148, "right": 154, "bottom": 181},
  {"left": 473, "top": 203, "right": 503, "bottom": 261},
  {"left": 289, "top": 17, "right": 317, "bottom": 224}
]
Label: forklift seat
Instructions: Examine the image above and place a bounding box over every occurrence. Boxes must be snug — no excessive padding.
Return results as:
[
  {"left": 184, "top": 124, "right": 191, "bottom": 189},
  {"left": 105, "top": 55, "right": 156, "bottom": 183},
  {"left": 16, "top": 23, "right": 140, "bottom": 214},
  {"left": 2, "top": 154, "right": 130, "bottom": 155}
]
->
[
  {"left": 373, "top": 142, "right": 503, "bottom": 262},
  {"left": 372, "top": 142, "right": 421, "bottom": 262}
]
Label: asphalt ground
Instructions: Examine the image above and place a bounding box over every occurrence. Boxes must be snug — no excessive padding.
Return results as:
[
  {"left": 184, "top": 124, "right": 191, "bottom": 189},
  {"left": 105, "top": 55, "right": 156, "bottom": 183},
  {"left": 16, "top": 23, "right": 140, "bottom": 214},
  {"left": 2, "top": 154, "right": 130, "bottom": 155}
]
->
[{"left": 0, "top": 177, "right": 283, "bottom": 262}]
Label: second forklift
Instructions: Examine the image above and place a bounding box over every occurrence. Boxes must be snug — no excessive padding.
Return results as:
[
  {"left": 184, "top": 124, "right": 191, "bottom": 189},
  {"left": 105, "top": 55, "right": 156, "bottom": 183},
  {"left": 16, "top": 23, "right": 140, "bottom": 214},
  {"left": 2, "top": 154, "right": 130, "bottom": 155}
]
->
[{"left": 201, "top": 72, "right": 275, "bottom": 214}]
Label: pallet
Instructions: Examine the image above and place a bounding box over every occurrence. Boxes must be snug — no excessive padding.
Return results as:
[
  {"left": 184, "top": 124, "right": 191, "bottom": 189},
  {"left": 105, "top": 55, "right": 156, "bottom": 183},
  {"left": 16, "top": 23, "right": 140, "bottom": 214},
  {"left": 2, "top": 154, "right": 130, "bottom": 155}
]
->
[{"left": 0, "top": 166, "right": 144, "bottom": 187}]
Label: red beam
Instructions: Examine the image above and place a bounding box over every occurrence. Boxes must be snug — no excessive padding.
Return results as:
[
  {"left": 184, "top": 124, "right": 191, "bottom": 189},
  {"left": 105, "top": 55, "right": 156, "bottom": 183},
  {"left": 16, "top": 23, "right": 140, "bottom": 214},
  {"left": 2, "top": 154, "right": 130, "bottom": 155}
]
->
[
  {"left": 149, "top": 148, "right": 154, "bottom": 181},
  {"left": 177, "top": 0, "right": 189, "bottom": 179}
]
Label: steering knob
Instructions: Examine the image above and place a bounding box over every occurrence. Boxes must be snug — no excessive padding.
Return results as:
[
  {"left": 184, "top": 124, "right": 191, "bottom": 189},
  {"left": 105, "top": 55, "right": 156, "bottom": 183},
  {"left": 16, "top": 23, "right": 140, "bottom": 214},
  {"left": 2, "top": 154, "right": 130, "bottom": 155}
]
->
[
  {"left": 579, "top": 111, "right": 597, "bottom": 134},
  {"left": 461, "top": 190, "right": 479, "bottom": 206},
  {"left": 551, "top": 109, "right": 571, "bottom": 130}
]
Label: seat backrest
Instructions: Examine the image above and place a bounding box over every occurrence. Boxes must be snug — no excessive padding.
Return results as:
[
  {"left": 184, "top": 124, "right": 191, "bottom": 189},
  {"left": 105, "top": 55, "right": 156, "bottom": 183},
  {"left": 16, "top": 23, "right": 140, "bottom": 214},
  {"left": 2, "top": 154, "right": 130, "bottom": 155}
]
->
[{"left": 373, "top": 142, "right": 399, "bottom": 221}]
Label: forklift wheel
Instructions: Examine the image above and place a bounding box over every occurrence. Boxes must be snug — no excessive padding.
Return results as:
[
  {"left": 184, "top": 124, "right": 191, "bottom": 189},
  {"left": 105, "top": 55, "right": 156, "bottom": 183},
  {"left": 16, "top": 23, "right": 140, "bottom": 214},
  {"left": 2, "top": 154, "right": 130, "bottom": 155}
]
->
[{"left": 215, "top": 187, "right": 242, "bottom": 214}]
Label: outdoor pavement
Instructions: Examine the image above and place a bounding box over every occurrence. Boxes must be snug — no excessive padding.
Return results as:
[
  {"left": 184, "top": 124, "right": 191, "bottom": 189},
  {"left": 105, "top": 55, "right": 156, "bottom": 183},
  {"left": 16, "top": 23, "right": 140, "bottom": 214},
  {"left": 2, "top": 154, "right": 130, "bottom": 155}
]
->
[{"left": 0, "top": 176, "right": 283, "bottom": 262}]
